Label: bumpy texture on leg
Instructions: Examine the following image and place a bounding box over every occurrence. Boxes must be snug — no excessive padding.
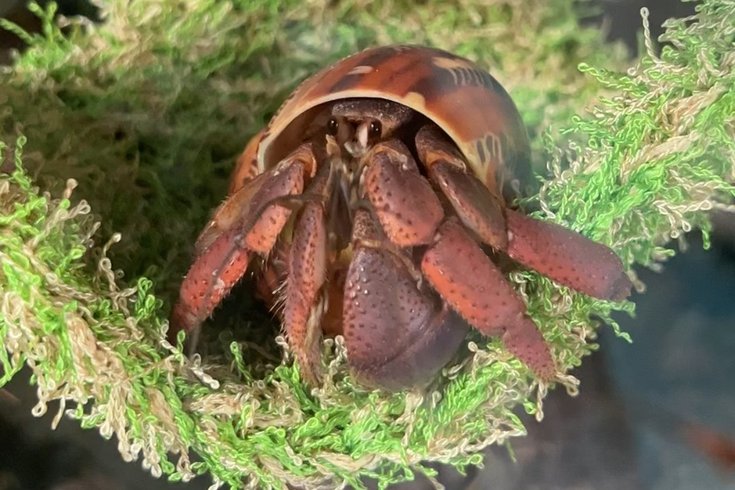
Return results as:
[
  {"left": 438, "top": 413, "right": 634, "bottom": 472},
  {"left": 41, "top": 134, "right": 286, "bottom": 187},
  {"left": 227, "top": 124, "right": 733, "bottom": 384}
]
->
[
  {"left": 417, "top": 125, "right": 508, "bottom": 250},
  {"left": 283, "top": 202, "right": 327, "bottom": 385},
  {"left": 416, "top": 125, "right": 630, "bottom": 301},
  {"left": 342, "top": 210, "right": 469, "bottom": 390},
  {"left": 170, "top": 227, "right": 251, "bottom": 340},
  {"left": 241, "top": 161, "right": 306, "bottom": 253},
  {"left": 362, "top": 140, "right": 444, "bottom": 247},
  {"left": 505, "top": 209, "right": 632, "bottom": 301},
  {"left": 195, "top": 154, "right": 306, "bottom": 254},
  {"left": 169, "top": 146, "right": 310, "bottom": 339},
  {"left": 421, "top": 218, "right": 555, "bottom": 379}
]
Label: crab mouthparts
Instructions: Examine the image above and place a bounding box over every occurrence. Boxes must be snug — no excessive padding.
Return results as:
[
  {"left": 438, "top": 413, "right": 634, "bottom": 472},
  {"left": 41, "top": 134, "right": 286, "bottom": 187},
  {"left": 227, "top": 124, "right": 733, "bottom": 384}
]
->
[{"left": 343, "top": 122, "right": 370, "bottom": 158}]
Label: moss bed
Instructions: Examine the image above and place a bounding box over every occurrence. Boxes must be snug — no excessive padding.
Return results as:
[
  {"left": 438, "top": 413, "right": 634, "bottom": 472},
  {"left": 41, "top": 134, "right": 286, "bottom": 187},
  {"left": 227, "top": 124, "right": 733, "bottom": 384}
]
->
[{"left": 1, "top": 0, "right": 734, "bottom": 488}]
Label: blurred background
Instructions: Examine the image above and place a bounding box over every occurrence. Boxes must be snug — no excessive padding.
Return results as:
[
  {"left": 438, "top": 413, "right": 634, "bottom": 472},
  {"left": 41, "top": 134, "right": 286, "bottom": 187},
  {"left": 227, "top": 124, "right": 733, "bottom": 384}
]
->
[{"left": 1, "top": 1, "right": 733, "bottom": 489}]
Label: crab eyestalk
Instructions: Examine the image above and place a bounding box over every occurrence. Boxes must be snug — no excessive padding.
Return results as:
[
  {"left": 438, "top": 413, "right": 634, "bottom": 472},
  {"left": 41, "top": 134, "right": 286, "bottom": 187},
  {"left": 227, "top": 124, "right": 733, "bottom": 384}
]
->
[{"left": 330, "top": 99, "right": 414, "bottom": 159}]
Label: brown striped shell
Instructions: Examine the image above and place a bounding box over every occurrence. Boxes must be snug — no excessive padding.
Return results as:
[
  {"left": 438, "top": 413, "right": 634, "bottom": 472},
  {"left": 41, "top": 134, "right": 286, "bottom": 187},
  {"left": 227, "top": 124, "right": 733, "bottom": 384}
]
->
[{"left": 253, "top": 45, "right": 531, "bottom": 196}]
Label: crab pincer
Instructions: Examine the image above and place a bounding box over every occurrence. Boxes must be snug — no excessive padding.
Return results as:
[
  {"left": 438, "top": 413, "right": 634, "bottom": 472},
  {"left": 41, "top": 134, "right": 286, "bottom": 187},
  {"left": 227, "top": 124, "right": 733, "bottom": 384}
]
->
[
  {"left": 361, "top": 139, "right": 444, "bottom": 247},
  {"left": 342, "top": 210, "right": 469, "bottom": 390}
]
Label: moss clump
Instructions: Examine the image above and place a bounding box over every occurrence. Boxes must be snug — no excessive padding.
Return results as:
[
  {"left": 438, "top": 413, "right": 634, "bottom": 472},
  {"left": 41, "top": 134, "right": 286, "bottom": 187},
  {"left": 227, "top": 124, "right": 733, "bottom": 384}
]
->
[{"left": 1, "top": 0, "right": 733, "bottom": 489}]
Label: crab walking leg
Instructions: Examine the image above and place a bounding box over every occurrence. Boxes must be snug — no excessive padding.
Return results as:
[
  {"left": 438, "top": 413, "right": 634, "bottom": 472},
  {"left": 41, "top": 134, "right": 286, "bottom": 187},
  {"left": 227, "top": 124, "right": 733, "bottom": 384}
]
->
[
  {"left": 283, "top": 202, "right": 328, "bottom": 385},
  {"left": 277, "top": 154, "right": 339, "bottom": 384},
  {"left": 361, "top": 140, "right": 444, "bottom": 247},
  {"left": 169, "top": 145, "right": 311, "bottom": 339},
  {"left": 195, "top": 144, "right": 314, "bottom": 254},
  {"left": 416, "top": 126, "right": 631, "bottom": 302},
  {"left": 342, "top": 210, "right": 469, "bottom": 390},
  {"left": 170, "top": 227, "right": 252, "bottom": 341},
  {"left": 505, "top": 210, "right": 632, "bottom": 301},
  {"left": 416, "top": 125, "right": 507, "bottom": 250},
  {"left": 421, "top": 218, "right": 555, "bottom": 379}
]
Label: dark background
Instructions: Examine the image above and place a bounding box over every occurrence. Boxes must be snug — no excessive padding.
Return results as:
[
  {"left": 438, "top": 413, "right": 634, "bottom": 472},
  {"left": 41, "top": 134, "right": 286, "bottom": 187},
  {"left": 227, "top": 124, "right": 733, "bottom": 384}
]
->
[{"left": 1, "top": 1, "right": 733, "bottom": 489}]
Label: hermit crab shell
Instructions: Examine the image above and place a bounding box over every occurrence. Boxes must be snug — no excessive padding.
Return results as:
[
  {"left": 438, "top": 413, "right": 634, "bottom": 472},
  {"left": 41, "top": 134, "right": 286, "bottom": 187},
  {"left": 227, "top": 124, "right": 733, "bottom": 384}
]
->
[{"left": 254, "top": 45, "right": 531, "bottom": 196}]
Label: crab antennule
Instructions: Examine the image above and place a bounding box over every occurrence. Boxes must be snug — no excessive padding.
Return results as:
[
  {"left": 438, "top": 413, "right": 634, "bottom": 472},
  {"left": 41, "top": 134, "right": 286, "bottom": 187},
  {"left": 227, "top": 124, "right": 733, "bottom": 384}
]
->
[
  {"left": 505, "top": 210, "right": 632, "bottom": 301},
  {"left": 362, "top": 140, "right": 444, "bottom": 247},
  {"left": 421, "top": 218, "right": 555, "bottom": 379},
  {"left": 343, "top": 210, "right": 469, "bottom": 390},
  {"left": 416, "top": 126, "right": 508, "bottom": 250}
]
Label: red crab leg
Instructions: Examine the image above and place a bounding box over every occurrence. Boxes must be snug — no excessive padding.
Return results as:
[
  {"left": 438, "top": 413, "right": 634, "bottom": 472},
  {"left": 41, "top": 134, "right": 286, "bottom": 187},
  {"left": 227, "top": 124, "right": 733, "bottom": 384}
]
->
[
  {"left": 169, "top": 144, "right": 313, "bottom": 340},
  {"left": 416, "top": 125, "right": 631, "bottom": 302},
  {"left": 416, "top": 125, "right": 508, "bottom": 250},
  {"left": 170, "top": 227, "right": 253, "bottom": 342},
  {"left": 361, "top": 139, "right": 444, "bottom": 247},
  {"left": 421, "top": 218, "right": 555, "bottom": 379},
  {"left": 505, "top": 210, "right": 632, "bottom": 301},
  {"left": 342, "top": 209, "right": 469, "bottom": 390},
  {"left": 281, "top": 162, "right": 334, "bottom": 385},
  {"left": 282, "top": 201, "right": 327, "bottom": 384}
]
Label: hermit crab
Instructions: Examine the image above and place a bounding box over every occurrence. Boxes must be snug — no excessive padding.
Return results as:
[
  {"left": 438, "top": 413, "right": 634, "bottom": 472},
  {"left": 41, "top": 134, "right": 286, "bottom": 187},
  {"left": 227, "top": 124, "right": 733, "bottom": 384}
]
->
[{"left": 170, "top": 45, "right": 631, "bottom": 390}]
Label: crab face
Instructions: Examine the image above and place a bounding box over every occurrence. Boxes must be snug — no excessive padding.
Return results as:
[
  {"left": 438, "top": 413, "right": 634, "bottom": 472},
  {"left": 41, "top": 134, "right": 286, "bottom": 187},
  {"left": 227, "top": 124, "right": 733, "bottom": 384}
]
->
[{"left": 170, "top": 45, "right": 631, "bottom": 390}]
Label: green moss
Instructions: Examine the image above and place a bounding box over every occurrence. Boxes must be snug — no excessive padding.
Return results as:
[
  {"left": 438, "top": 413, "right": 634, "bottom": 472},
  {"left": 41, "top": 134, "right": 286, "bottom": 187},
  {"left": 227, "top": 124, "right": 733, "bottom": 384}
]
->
[{"left": 1, "top": 0, "right": 733, "bottom": 488}]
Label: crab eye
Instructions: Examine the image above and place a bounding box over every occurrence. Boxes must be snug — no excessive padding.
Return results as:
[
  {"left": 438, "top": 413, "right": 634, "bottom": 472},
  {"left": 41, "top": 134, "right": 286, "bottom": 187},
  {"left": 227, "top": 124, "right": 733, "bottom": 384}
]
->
[
  {"left": 327, "top": 117, "right": 339, "bottom": 135},
  {"left": 369, "top": 120, "right": 382, "bottom": 138}
]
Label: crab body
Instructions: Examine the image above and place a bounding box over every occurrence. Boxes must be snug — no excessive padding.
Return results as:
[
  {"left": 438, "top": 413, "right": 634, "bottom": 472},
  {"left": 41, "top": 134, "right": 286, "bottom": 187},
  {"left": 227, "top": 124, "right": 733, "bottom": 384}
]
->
[{"left": 171, "top": 45, "right": 631, "bottom": 390}]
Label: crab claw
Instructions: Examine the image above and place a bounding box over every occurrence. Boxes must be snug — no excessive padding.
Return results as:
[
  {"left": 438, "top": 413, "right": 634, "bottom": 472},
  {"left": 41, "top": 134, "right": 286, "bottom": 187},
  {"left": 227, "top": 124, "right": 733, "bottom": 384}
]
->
[
  {"left": 169, "top": 145, "right": 312, "bottom": 340},
  {"left": 421, "top": 218, "right": 555, "bottom": 379},
  {"left": 342, "top": 210, "right": 469, "bottom": 390},
  {"left": 361, "top": 140, "right": 444, "bottom": 247}
]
